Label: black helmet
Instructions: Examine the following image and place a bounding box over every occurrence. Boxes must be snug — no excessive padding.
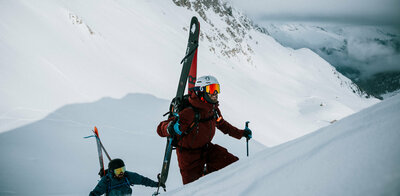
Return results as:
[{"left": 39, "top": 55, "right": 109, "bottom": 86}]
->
[{"left": 108, "top": 158, "right": 125, "bottom": 170}]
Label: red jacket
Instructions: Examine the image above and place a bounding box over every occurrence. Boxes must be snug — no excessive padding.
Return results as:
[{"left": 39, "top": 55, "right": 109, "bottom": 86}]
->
[{"left": 157, "top": 93, "right": 244, "bottom": 149}]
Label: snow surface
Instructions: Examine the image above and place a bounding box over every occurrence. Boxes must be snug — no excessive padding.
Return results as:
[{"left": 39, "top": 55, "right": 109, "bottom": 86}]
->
[
  {"left": 0, "top": 0, "right": 378, "bottom": 147},
  {"left": 0, "top": 93, "right": 266, "bottom": 195},
  {"left": 166, "top": 94, "right": 400, "bottom": 196},
  {"left": 0, "top": 0, "right": 390, "bottom": 195},
  {"left": 0, "top": 93, "right": 397, "bottom": 195}
]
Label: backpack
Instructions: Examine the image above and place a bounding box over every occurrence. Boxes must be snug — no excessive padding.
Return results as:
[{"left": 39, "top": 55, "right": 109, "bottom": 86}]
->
[{"left": 164, "top": 94, "right": 218, "bottom": 147}]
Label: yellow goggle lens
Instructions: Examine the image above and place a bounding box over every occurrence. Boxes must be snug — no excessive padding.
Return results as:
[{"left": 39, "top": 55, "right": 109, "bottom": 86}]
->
[{"left": 114, "top": 166, "right": 126, "bottom": 175}]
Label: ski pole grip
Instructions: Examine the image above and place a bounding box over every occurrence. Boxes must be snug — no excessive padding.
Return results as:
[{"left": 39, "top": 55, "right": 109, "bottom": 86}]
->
[{"left": 245, "top": 121, "right": 250, "bottom": 141}]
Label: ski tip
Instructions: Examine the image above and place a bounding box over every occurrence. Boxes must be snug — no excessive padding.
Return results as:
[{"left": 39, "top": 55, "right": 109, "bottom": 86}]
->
[
  {"left": 189, "top": 17, "right": 200, "bottom": 37},
  {"left": 94, "top": 126, "right": 99, "bottom": 135}
]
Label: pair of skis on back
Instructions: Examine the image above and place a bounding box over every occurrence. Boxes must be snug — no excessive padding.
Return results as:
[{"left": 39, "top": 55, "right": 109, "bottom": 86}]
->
[
  {"left": 153, "top": 16, "right": 200, "bottom": 196},
  {"left": 85, "top": 126, "right": 112, "bottom": 177}
]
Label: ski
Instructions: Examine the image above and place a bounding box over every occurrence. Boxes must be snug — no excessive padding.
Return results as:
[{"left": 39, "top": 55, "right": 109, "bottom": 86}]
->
[
  {"left": 187, "top": 19, "right": 199, "bottom": 94},
  {"left": 92, "top": 127, "right": 112, "bottom": 161},
  {"left": 177, "top": 16, "right": 200, "bottom": 99},
  {"left": 93, "top": 126, "right": 106, "bottom": 177},
  {"left": 154, "top": 16, "right": 200, "bottom": 196},
  {"left": 85, "top": 126, "right": 112, "bottom": 177}
]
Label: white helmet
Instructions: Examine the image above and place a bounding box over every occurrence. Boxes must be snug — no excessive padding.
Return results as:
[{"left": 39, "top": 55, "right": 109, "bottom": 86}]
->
[
  {"left": 195, "top": 75, "right": 219, "bottom": 90},
  {"left": 194, "top": 75, "right": 220, "bottom": 104}
]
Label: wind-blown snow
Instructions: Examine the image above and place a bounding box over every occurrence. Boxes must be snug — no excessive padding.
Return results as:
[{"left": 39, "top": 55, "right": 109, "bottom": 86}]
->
[{"left": 166, "top": 94, "right": 400, "bottom": 196}]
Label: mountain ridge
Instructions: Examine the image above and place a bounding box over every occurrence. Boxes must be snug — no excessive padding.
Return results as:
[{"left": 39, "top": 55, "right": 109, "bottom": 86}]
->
[
  {"left": 0, "top": 0, "right": 377, "bottom": 144},
  {"left": 260, "top": 22, "right": 400, "bottom": 99}
]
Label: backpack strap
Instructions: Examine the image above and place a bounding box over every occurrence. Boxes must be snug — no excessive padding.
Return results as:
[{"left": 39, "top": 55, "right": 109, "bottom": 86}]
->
[
  {"left": 106, "top": 176, "right": 131, "bottom": 193},
  {"left": 182, "top": 106, "right": 200, "bottom": 136},
  {"left": 182, "top": 107, "right": 219, "bottom": 135},
  {"left": 106, "top": 175, "right": 111, "bottom": 194}
]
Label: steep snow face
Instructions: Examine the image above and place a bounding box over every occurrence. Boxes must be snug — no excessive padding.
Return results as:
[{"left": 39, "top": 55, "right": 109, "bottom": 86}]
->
[
  {"left": 261, "top": 22, "right": 400, "bottom": 98},
  {"left": 0, "top": 93, "right": 266, "bottom": 195},
  {"left": 166, "top": 94, "right": 400, "bottom": 196},
  {"left": 0, "top": 0, "right": 378, "bottom": 146}
]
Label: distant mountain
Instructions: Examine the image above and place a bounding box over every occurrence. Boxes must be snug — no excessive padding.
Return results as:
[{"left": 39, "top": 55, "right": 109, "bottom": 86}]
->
[
  {"left": 260, "top": 23, "right": 400, "bottom": 99},
  {"left": 0, "top": 93, "right": 265, "bottom": 195},
  {"left": 172, "top": 0, "right": 259, "bottom": 64}
]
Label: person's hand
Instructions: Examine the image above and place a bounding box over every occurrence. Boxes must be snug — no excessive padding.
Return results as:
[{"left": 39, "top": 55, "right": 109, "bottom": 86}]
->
[
  {"left": 159, "top": 182, "right": 166, "bottom": 189},
  {"left": 98, "top": 168, "right": 108, "bottom": 177},
  {"left": 167, "top": 113, "right": 182, "bottom": 137},
  {"left": 243, "top": 127, "right": 252, "bottom": 140},
  {"left": 157, "top": 173, "right": 166, "bottom": 191}
]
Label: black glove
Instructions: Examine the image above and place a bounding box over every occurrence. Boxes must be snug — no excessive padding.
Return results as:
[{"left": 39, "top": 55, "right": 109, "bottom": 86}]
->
[
  {"left": 243, "top": 127, "right": 252, "bottom": 140},
  {"left": 157, "top": 173, "right": 166, "bottom": 190},
  {"left": 167, "top": 113, "right": 181, "bottom": 137},
  {"left": 159, "top": 182, "right": 166, "bottom": 189},
  {"left": 98, "top": 168, "right": 108, "bottom": 177}
]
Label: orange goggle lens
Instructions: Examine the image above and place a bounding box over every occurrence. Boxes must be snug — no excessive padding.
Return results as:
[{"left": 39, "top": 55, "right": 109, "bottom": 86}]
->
[
  {"left": 205, "top": 84, "right": 220, "bottom": 94},
  {"left": 114, "top": 166, "right": 126, "bottom": 175}
]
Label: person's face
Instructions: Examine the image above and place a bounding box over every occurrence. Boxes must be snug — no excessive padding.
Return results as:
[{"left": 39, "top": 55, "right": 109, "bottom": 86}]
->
[
  {"left": 207, "top": 92, "right": 218, "bottom": 102},
  {"left": 116, "top": 171, "right": 124, "bottom": 179},
  {"left": 205, "top": 83, "right": 219, "bottom": 103},
  {"left": 114, "top": 166, "right": 126, "bottom": 179}
]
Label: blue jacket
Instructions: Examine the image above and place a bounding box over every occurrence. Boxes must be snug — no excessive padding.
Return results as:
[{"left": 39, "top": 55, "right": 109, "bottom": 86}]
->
[{"left": 89, "top": 171, "right": 158, "bottom": 196}]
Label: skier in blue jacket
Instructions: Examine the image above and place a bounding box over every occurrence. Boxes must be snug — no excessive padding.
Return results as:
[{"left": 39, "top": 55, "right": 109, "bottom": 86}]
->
[{"left": 90, "top": 158, "right": 164, "bottom": 196}]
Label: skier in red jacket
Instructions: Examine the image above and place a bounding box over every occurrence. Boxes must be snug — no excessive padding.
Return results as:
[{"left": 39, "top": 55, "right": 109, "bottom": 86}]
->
[{"left": 157, "top": 75, "right": 252, "bottom": 184}]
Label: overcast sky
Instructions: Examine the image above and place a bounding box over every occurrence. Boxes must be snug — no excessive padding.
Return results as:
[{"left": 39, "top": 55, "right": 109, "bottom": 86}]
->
[{"left": 228, "top": 0, "right": 400, "bottom": 26}]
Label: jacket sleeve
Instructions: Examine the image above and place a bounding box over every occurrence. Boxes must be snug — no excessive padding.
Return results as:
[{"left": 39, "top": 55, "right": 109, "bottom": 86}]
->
[
  {"left": 156, "top": 109, "right": 195, "bottom": 137},
  {"left": 89, "top": 177, "right": 108, "bottom": 196},
  {"left": 157, "top": 118, "right": 173, "bottom": 137},
  {"left": 216, "top": 108, "right": 244, "bottom": 139},
  {"left": 127, "top": 171, "right": 158, "bottom": 187}
]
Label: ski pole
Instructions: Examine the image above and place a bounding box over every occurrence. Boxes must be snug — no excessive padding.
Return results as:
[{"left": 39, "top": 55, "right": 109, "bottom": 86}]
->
[
  {"left": 153, "top": 173, "right": 163, "bottom": 196},
  {"left": 245, "top": 121, "right": 250, "bottom": 157}
]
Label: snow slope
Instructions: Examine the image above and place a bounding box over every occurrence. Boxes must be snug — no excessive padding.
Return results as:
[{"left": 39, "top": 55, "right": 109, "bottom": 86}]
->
[
  {"left": 0, "top": 93, "right": 265, "bottom": 195},
  {"left": 166, "top": 94, "right": 400, "bottom": 196},
  {"left": 0, "top": 1, "right": 393, "bottom": 195},
  {"left": 0, "top": 0, "right": 378, "bottom": 146}
]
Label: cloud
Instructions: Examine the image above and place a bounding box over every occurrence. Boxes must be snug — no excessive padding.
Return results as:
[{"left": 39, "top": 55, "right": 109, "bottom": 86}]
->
[
  {"left": 228, "top": 0, "right": 400, "bottom": 26},
  {"left": 227, "top": 0, "right": 400, "bottom": 78}
]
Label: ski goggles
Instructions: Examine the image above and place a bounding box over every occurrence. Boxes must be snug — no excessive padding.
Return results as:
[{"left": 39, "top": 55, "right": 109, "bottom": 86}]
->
[
  {"left": 205, "top": 83, "right": 220, "bottom": 94},
  {"left": 114, "top": 166, "right": 126, "bottom": 176}
]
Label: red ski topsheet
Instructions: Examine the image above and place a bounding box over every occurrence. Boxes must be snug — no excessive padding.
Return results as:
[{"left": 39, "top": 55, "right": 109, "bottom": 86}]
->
[{"left": 188, "top": 21, "right": 199, "bottom": 94}]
